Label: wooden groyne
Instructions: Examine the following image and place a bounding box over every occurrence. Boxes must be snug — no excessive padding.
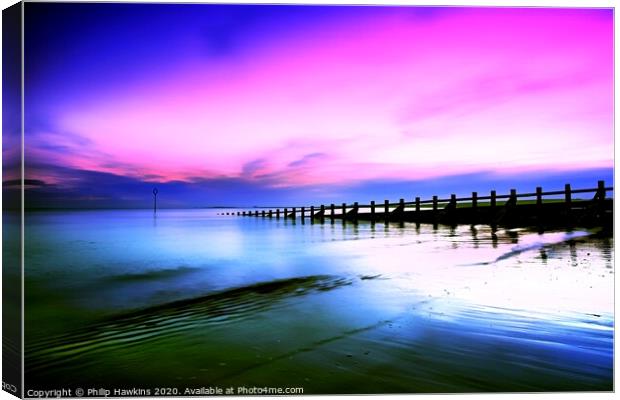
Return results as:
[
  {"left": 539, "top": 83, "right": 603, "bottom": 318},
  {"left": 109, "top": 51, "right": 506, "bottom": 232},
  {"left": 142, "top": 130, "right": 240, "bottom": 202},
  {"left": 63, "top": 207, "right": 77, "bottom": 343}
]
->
[{"left": 234, "top": 180, "right": 613, "bottom": 229}]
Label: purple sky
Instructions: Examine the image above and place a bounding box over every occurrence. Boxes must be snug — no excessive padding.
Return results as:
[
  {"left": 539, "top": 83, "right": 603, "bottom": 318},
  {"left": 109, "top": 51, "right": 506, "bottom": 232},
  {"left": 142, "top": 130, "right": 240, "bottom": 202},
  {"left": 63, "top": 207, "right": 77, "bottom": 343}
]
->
[{"left": 23, "top": 4, "right": 613, "bottom": 207}]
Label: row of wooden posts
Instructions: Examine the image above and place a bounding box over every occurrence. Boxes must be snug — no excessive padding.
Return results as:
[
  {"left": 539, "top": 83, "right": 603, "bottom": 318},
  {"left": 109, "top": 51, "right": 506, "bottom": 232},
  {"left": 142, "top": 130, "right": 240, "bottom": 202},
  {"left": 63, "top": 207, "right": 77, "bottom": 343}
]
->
[{"left": 227, "top": 180, "right": 611, "bottom": 224}]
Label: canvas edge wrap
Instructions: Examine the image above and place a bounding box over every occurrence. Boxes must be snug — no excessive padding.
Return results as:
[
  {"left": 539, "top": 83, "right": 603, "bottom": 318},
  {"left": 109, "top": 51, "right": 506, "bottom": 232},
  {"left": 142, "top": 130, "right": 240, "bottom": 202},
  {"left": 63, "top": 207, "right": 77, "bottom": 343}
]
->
[{"left": 2, "top": 1, "right": 24, "bottom": 398}]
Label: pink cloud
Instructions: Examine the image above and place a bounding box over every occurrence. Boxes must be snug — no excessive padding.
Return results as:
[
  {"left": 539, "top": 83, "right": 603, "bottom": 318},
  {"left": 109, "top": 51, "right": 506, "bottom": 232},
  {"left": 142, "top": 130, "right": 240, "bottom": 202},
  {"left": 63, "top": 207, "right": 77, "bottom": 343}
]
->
[{"left": 31, "top": 7, "right": 613, "bottom": 186}]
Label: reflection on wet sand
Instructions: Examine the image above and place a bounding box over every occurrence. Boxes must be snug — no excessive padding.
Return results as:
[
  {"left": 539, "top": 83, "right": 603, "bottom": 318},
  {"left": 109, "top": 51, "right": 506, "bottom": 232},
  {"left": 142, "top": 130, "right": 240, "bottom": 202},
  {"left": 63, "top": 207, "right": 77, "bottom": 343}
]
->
[
  {"left": 24, "top": 210, "right": 613, "bottom": 392},
  {"left": 27, "top": 275, "right": 352, "bottom": 373}
]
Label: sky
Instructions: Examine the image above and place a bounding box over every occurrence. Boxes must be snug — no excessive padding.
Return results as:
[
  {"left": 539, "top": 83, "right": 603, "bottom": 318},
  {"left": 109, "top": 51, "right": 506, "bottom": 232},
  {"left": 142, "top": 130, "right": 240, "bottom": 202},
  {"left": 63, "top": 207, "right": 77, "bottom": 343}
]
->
[{"left": 20, "top": 3, "right": 613, "bottom": 208}]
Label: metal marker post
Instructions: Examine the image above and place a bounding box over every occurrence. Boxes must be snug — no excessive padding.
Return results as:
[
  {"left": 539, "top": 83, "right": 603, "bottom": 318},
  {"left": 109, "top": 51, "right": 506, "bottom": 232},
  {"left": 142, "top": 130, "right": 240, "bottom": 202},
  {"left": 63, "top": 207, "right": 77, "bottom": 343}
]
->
[{"left": 153, "top": 188, "right": 158, "bottom": 214}]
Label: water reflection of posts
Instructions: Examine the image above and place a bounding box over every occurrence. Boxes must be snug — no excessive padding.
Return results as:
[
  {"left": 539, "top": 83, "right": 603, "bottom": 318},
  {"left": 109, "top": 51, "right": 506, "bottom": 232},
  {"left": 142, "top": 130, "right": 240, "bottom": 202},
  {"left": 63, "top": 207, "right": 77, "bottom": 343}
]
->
[
  {"left": 569, "top": 240, "right": 578, "bottom": 267},
  {"left": 470, "top": 225, "right": 479, "bottom": 249},
  {"left": 539, "top": 249, "right": 548, "bottom": 264}
]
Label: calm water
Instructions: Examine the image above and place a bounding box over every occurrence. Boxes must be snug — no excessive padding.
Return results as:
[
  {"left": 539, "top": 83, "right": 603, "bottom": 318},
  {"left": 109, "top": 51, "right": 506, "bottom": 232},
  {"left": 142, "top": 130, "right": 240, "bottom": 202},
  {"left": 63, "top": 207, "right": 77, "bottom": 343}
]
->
[{"left": 24, "top": 209, "right": 613, "bottom": 393}]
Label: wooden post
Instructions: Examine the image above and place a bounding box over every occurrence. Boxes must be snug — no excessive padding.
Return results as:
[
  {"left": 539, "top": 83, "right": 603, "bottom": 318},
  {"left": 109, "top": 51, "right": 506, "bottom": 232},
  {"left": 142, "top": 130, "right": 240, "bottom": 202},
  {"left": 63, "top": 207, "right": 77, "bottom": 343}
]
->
[
  {"left": 490, "top": 190, "right": 497, "bottom": 224},
  {"left": 261, "top": 210, "right": 265, "bottom": 217},
  {"left": 242, "top": 211, "right": 246, "bottom": 216},
  {"left": 536, "top": 187, "right": 542, "bottom": 208},
  {"left": 269, "top": 210, "right": 273, "bottom": 218},
  {"left": 342, "top": 203, "right": 346, "bottom": 217},
  {"left": 370, "top": 200, "right": 376, "bottom": 223},
  {"left": 510, "top": 189, "right": 517, "bottom": 205},
  {"left": 415, "top": 197, "right": 420, "bottom": 222},
  {"left": 564, "top": 183, "right": 572, "bottom": 216},
  {"left": 301, "top": 206, "right": 305, "bottom": 219},
  {"left": 432, "top": 195, "right": 438, "bottom": 220},
  {"left": 399, "top": 198, "right": 405, "bottom": 222},
  {"left": 320, "top": 205, "right": 325, "bottom": 222},
  {"left": 384, "top": 200, "right": 389, "bottom": 223},
  {"left": 310, "top": 206, "right": 314, "bottom": 218},
  {"left": 276, "top": 209, "right": 280, "bottom": 219},
  {"left": 471, "top": 192, "right": 478, "bottom": 224},
  {"left": 598, "top": 180, "right": 606, "bottom": 200},
  {"left": 291, "top": 207, "right": 296, "bottom": 220},
  {"left": 330, "top": 203, "right": 335, "bottom": 220},
  {"left": 284, "top": 208, "right": 288, "bottom": 219},
  {"left": 597, "top": 180, "right": 606, "bottom": 217},
  {"left": 444, "top": 194, "right": 455, "bottom": 224}
]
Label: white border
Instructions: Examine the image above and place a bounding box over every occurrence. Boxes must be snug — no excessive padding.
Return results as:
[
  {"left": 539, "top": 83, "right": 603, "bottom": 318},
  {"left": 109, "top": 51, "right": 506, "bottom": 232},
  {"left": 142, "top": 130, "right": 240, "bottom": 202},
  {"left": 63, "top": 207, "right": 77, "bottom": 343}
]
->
[{"left": 0, "top": 2, "right": 616, "bottom": 400}]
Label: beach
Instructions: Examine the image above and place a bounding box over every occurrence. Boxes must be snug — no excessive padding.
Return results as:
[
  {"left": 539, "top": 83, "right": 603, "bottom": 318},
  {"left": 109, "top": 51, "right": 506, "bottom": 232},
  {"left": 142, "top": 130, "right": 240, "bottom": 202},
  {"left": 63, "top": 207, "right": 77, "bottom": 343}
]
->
[{"left": 24, "top": 209, "right": 613, "bottom": 392}]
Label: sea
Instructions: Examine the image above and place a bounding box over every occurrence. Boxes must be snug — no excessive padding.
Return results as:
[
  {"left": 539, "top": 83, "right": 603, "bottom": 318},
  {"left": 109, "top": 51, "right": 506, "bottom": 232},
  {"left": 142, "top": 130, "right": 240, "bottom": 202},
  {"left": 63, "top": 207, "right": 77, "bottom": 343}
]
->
[{"left": 21, "top": 209, "right": 613, "bottom": 393}]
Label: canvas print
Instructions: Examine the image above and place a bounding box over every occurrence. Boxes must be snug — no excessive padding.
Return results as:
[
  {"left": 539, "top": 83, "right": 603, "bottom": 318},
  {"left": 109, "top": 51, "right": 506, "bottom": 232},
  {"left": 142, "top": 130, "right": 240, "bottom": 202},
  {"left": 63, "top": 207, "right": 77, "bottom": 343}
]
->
[{"left": 2, "top": 1, "right": 614, "bottom": 397}]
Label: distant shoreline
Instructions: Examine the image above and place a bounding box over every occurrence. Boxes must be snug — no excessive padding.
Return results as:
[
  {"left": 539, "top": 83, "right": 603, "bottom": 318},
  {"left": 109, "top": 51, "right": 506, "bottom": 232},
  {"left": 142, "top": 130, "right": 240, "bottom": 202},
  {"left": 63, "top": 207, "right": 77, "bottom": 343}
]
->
[{"left": 20, "top": 206, "right": 279, "bottom": 211}]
